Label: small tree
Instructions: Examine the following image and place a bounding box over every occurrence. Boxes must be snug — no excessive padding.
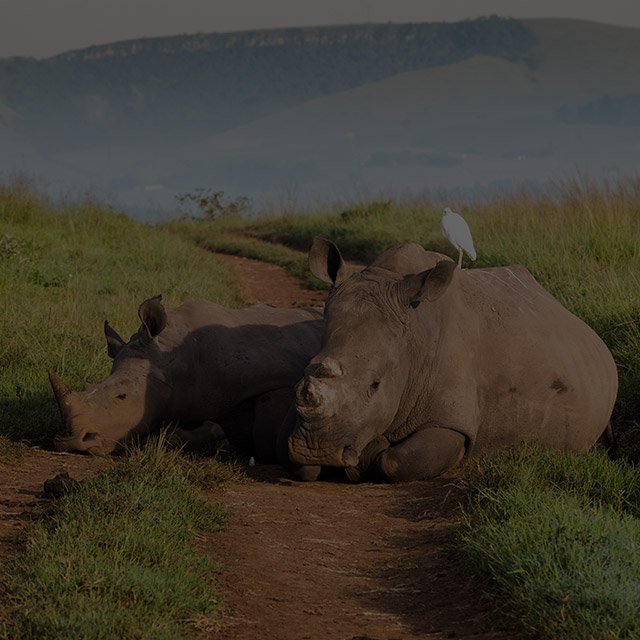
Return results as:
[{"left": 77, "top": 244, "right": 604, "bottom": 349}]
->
[{"left": 176, "top": 189, "right": 252, "bottom": 220}]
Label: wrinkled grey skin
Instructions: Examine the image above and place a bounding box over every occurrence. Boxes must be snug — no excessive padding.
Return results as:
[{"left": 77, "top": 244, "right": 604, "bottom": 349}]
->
[
  {"left": 50, "top": 295, "right": 323, "bottom": 457},
  {"left": 282, "top": 238, "right": 618, "bottom": 483}
]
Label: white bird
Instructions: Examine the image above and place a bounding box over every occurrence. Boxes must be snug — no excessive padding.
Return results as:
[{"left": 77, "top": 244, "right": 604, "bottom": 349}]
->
[
  {"left": 441, "top": 207, "right": 476, "bottom": 268},
  {"left": 249, "top": 456, "right": 256, "bottom": 467}
]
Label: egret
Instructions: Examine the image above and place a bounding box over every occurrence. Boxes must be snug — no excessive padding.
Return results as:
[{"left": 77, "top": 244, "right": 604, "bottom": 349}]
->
[{"left": 441, "top": 207, "right": 476, "bottom": 268}]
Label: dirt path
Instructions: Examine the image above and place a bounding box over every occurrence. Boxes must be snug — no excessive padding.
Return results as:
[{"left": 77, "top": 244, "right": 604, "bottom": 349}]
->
[
  {"left": 206, "top": 255, "right": 516, "bottom": 640},
  {"left": 215, "top": 253, "right": 328, "bottom": 308}
]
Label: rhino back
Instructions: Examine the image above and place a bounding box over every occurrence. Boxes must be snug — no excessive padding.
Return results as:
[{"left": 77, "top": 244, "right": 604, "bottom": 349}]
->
[{"left": 155, "top": 302, "right": 324, "bottom": 419}]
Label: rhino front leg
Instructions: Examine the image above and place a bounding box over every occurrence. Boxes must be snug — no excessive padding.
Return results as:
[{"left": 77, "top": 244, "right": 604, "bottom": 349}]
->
[
  {"left": 375, "top": 427, "right": 466, "bottom": 482},
  {"left": 167, "top": 420, "right": 229, "bottom": 453}
]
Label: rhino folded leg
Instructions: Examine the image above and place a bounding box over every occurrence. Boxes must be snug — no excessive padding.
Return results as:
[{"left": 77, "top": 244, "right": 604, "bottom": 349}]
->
[
  {"left": 167, "top": 420, "right": 229, "bottom": 454},
  {"left": 344, "top": 436, "right": 391, "bottom": 483},
  {"left": 375, "top": 427, "right": 466, "bottom": 482}
]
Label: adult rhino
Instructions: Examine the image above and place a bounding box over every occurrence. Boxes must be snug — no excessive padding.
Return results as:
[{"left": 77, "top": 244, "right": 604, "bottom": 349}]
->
[
  {"left": 50, "top": 295, "right": 323, "bottom": 458},
  {"left": 281, "top": 238, "right": 618, "bottom": 482}
]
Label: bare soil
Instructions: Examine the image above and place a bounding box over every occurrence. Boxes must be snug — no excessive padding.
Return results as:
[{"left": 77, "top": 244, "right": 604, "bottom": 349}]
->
[
  {"left": 215, "top": 253, "right": 328, "bottom": 308},
  {"left": 205, "top": 466, "right": 514, "bottom": 640}
]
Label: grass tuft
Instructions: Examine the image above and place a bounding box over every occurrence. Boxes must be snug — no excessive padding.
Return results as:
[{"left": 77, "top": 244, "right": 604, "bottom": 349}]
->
[
  {"left": 7, "top": 436, "right": 226, "bottom": 640},
  {"left": 459, "top": 448, "right": 640, "bottom": 639}
]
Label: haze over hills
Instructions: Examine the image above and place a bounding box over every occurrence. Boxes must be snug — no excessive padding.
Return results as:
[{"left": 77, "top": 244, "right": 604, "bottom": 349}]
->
[{"left": 0, "top": 16, "right": 639, "bottom": 219}]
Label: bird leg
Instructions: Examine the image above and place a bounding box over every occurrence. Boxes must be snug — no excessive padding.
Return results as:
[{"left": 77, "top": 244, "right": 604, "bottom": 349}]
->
[{"left": 457, "top": 248, "right": 463, "bottom": 268}]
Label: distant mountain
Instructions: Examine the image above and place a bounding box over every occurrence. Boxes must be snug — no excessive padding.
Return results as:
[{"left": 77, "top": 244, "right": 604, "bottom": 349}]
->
[
  {"left": 0, "top": 17, "right": 534, "bottom": 150},
  {"left": 0, "top": 17, "right": 638, "bottom": 218}
]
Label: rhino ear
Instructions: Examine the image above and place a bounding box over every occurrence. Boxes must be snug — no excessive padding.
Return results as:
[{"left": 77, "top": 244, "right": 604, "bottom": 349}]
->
[
  {"left": 401, "top": 260, "right": 456, "bottom": 307},
  {"left": 104, "top": 321, "right": 126, "bottom": 358},
  {"left": 309, "top": 237, "right": 349, "bottom": 286},
  {"left": 138, "top": 294, "right": 167, "bottom": 338}
]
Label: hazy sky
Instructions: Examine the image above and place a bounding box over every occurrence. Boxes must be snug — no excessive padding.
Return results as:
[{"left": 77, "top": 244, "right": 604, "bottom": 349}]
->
[{"left": 2, "top": 0, "right": 640, "bottom": 59}]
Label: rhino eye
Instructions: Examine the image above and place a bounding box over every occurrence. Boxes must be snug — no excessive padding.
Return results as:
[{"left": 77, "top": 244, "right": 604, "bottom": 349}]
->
[
  {"left": 116, "top": 393, "right": 127, "bottom": 400},
  {"left": 371, "top": 380, "right": 380, "bottom": 391}
]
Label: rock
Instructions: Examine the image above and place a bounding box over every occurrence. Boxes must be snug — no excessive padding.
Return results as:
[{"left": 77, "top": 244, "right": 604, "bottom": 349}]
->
[{"left": 44, "top": 472, "right": 80, "bottom": 498}]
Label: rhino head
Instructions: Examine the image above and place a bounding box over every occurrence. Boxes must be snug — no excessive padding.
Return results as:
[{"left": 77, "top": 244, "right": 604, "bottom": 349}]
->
[
  {"left": 49, "top": 295, "right": 171, "bottom": 455},
  {"left": 287, "top": 238, "right": 456, "bottom": 469}
]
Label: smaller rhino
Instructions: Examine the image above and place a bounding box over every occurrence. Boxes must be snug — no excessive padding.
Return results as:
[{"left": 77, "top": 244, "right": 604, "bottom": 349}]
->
[{"left": 50, "top": 295, "right": 323, "bottom": 458}]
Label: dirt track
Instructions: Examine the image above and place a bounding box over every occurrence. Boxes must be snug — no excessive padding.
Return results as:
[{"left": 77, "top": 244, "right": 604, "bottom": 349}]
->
[
  {"left": 0, "top": 252, "right": 516, "bottom": 639},
  {"left": 203, "top": 254, "right": 515, "bottom": 640}
]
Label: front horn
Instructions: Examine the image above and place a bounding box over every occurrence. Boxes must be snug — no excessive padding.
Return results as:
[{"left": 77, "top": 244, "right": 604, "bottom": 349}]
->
[
  {"left": 48, "top": 369, "right": 75, "bottom": 424},
  {"left": 48, "top": 369, "right": 71, "bottom": 401}
]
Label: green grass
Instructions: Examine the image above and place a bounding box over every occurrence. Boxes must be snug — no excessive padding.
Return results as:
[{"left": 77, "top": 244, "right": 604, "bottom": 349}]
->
[
  {"left": 459, "top": 448, "right": 640, "bottom": 639},
  {"left": 0, "top": 180, "right": 244, "bottom": 443},
  {"left": 6, "top": 437, "right": 233, "bottom": 640}
]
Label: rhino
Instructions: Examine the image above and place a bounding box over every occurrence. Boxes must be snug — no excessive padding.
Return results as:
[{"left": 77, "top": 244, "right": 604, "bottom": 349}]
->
[
  {"left": 280, "top": 238, "right": 618, "bottom": 482},
  {"left": 50, "top": 295, "right": 323, "bottom": 458}
]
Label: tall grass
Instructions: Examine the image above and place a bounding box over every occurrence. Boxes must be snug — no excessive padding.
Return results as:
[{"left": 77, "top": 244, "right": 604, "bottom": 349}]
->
[
  {"left": 6, "top": 437, "right": 230, "bottom": 640},
  {"left": 0, "top": 180, "right": 244, "bottom": 443},
  {"left": 459, "top": 448, "right": 640, "bottom": 639}
]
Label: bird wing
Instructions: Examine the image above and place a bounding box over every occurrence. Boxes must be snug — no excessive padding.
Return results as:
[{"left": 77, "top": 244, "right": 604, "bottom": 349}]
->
[{"left": 448, "top": 213, "right": 476, "bottom": 259}]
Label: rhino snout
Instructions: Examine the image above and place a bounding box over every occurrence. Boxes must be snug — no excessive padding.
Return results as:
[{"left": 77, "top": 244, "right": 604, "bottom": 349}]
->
[
  {"left": 295, "top": 376, "right": 336, "bottom": 418},
  {"left": 54, "top": 431, "right": 106, "bottom": 455},
  {"left": 296, "top": 376, "right": 324, "bottom": 407}
]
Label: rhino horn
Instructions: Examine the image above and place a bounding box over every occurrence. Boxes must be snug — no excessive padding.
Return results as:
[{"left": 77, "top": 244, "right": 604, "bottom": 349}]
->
[
  {"left": 48, "top": 369, "right": 77, "bottom": 424},
  {"left": 315, "top": 358, "right": 345, "bottom": 379},
  {"left": 48, "top": 369, "right": 71, "bottom": 401},
  {"left": 296, "top": 377, "right": 335, "bottom": 418}
]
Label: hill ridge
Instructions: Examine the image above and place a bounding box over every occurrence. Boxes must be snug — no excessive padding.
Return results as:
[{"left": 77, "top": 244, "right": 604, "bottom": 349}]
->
[{"left": 46, "top": 16, "right": 533, "bottom": 62}]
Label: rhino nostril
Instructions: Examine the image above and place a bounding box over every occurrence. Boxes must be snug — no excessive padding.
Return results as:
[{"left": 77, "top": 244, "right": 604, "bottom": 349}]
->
[{"left": 82, "top": 432, "right": 98, "bottom": 442}]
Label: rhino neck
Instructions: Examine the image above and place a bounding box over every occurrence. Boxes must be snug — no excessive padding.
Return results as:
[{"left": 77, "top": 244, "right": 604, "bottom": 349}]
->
[{"left": 385, "top": 285, "right": 471, "bottom": 440}]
